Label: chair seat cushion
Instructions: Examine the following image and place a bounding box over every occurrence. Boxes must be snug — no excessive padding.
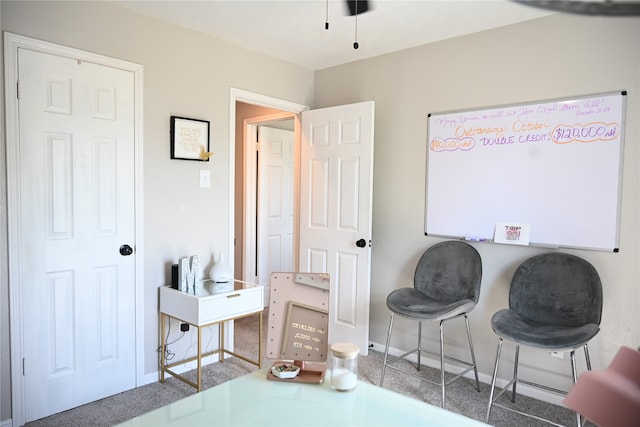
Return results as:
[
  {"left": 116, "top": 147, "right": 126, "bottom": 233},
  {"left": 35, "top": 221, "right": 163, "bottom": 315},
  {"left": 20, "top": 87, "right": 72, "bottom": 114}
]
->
[
  {"left": 386, "top": 288, "right": 476, "bottom": 321},
  {"left": 491, "top": 309, "right": 600, "bottom": 349}
]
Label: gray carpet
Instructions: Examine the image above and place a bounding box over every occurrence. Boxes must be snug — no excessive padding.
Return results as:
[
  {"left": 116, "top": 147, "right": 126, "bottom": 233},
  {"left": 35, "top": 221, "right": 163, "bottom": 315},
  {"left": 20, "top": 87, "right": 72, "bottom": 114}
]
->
[{"left": 26, "top": 314, "right": 588, "bottom": 427}]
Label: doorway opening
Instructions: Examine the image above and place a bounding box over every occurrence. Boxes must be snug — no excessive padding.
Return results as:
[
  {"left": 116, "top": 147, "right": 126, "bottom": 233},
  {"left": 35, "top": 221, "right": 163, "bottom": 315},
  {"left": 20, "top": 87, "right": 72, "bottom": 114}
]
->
[
  {"left": 243, "top": 113, "right": 296, "bottom": 305},
  {"left": 229, "top": 89, "right": 374, "bottom": 355},
  {"left": 229, "top": 89, "right": 308, "bottom": 306}
]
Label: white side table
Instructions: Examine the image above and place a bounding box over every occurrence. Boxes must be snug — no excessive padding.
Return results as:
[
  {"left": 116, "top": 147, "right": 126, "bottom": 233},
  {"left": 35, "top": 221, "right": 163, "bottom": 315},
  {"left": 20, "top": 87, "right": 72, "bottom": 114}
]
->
[{"left": 159, "top": 280, "right": 263, "bottom": 391}]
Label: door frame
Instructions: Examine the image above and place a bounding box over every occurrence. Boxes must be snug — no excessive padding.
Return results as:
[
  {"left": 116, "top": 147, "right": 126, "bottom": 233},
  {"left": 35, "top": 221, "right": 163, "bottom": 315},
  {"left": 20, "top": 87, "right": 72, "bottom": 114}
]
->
[
  {"left": 229, "top": 88, "right": 308, "bottom": 282},
  {"left": 243, "top": 114, "right": 295, "bottom": 295},
  {"left": 4, "top": 33, "right": 145, "bottom": 425}
]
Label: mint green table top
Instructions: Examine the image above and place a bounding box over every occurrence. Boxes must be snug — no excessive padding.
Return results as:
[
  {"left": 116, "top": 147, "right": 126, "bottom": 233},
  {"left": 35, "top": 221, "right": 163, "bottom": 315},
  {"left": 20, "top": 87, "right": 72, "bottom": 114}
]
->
[{"left": 119, "top": 369, "right": 488, "bottom": 426}]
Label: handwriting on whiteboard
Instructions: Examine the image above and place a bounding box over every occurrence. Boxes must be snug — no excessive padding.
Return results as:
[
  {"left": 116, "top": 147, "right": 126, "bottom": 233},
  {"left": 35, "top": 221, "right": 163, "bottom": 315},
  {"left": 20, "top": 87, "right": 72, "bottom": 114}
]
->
[
  {"left": 552, "top": 122, "right": 619, "bottom": 144},
  {"left": 430, "top": 96, "right": 621, "bottom": 152}
]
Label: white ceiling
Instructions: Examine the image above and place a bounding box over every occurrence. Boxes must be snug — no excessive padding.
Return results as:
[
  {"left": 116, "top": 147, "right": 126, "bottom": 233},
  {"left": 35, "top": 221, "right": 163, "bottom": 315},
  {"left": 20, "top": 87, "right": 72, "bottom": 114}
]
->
[{"left": 112, "top": 0, "right": 555, "bottom": 71}]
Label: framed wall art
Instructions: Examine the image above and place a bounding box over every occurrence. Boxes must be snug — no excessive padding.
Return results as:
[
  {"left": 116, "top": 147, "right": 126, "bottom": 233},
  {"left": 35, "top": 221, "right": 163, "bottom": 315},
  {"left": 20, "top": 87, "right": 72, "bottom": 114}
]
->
[{"left": 170, "top": 116, "right": 211, "bottom": 161}]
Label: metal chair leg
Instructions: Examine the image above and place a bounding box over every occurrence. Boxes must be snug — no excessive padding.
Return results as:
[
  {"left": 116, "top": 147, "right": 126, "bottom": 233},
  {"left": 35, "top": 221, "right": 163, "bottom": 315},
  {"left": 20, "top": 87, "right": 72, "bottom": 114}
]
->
[
  {"left": 579, "top": 342, "right": 592, "bottom": 424},
  {"left": 486, "top": 338, "right": 503, "bottom": 423},
  {"left": 439, "top": 319, "right": 446, "bottom": 408},
  {"left": 380, "top": 312, "right": 479, "bottom": 410},
  {"left": 464, "top": 315, "right": 480, "bottom": 392},
  {"left": 417, "top": 321, "right": 423, "bottom": 370},
  {"left": 379, "top": 313, "right": 394, "bottom": 386},
  {"left": 583, "top": 343, "right": 592, "bottom": 371},
  {"left": 487, "top": 342, "right": 591, "bottom": 427},
  {"left": 511, "top": 345, "right": 520, "bottom": 402},
  {"left": 570, "top": 350, "right": 582, "bottom": 427}
]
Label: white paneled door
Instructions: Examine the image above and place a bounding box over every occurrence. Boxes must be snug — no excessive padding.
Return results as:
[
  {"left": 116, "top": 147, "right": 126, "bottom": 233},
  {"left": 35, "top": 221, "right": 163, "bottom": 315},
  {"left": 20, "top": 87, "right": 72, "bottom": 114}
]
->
[
  {"left": 257, "top": 126, "right": 295, "bottom": 305},
  {"left": 18, "top": 48, "right": 137, "bottom": 421},
  {"left": 299, "top": 101, "right": 375, "bottom": 355}
]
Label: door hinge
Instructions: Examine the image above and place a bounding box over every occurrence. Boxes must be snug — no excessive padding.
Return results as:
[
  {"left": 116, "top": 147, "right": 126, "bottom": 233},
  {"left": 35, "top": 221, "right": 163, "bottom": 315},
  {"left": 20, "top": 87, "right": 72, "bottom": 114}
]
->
[
  {"left": 16, "top": 80, "right": 21, "bottom": 100},
  {"left": 22, "top": 357, "right": 26, "bottom": 376}
]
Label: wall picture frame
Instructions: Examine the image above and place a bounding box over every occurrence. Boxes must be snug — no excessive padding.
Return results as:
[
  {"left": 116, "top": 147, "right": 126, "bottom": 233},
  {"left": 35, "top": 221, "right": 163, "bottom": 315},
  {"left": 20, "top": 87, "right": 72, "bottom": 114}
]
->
[{"left": 170, "top": 116, "right": 211, "bottom": 161}]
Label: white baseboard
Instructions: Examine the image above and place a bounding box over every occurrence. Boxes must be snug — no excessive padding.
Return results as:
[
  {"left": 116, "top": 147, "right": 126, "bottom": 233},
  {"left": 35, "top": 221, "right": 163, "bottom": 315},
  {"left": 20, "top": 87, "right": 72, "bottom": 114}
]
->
[{"left": 369, "top": 341, "right": 566, "bottom": 407}]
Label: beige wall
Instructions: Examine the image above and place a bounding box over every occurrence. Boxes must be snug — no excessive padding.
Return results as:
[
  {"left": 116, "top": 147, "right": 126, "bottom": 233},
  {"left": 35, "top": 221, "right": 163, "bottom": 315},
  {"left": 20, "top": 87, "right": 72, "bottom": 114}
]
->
[
  {"left": 315, "top": 13, "right": 640, "bottom": 394},
  {"left": 0, "top": 1, "right": 313, "bottom": 422}
]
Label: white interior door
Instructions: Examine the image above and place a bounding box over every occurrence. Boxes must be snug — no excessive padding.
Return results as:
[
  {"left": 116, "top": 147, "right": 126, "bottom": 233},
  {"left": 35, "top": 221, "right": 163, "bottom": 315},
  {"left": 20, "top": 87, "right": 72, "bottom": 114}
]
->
[
  {"left": 257, "top": 125, "right": 295, "bottom": 305},
  {"left": 18, "top": 48, "right": 137, "bottom": 421},
  {"left": 299, "top": 101, "right": 375, "bottom": 355}
]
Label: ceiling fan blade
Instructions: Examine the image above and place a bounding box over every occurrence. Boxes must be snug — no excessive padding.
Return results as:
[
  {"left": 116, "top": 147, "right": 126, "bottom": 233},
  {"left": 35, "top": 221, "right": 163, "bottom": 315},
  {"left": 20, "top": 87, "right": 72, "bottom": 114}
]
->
[
  {"left": 513, "top": 0, "right": 640, "bottom": 16},
  {"left": 346, "top": 0, "right": 370, "bottom": 16}
]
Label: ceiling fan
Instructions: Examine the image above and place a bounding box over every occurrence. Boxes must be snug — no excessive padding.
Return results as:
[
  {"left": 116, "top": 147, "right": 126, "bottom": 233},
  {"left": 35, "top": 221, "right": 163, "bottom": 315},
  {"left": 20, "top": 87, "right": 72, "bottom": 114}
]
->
[
  {"left": 345, "top": 0, "right": 370, "bottom": 16},
  {"left": 335, "top": 0, "right": 640, "bottom": 52},
  {"left": 514, "top": 0, "right": 640, "bottom": 16},
  {"left": 342, "top": 0, "right": 640, "bottom": 18},
  {"left": 343, "top": 0, "right": 640, "bottom": 17},
  {"left": 346, "top": 0, "right": 370, "bottom": 48},
  {"left": 324, "top": 0, "right": 371, "bottom": 49}
]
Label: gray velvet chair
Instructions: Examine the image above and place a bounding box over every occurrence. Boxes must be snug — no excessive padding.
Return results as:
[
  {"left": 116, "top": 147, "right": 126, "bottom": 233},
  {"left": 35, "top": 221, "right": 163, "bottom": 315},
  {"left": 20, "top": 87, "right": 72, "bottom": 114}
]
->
[
  {"left": 379, "top": 241, "right": 482, "bottom": 408},
  {"left": 486, "top": 252, "right": 603, "bottom": 427}
]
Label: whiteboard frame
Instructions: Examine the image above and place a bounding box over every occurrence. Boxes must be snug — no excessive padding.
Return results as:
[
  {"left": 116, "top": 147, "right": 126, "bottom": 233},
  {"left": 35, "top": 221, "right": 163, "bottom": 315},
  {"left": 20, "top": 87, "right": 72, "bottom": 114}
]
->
[{"left": 424, "top": 91, "right": 627, "bottom": 252}]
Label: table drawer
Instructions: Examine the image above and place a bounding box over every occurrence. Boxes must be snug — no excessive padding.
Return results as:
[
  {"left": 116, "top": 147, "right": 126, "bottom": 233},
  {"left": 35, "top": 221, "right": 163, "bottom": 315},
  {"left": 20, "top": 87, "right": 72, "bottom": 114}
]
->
[
  {"left": 197, "top": 286, "right": 262, "bottom": 324},
  {"left": 160, "top": 283, "right": 263, "bottom": 326}
]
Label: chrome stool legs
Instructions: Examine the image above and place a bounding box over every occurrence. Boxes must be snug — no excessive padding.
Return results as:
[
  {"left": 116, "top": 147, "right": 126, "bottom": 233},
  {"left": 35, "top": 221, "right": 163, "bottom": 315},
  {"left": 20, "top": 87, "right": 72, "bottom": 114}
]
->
[
  {"left": 379, "top": 312, "right": 480, "bottom": 409},
  {"left": 486, "top": 339, "right": 590, "bottom": 427}
]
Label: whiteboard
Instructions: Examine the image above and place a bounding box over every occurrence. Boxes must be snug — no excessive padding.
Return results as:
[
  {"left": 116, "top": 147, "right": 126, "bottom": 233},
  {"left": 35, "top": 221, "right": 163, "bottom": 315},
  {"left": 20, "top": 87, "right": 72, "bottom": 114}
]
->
[{"left": 425, "top": 92, "right": 626, "bottom": 252}]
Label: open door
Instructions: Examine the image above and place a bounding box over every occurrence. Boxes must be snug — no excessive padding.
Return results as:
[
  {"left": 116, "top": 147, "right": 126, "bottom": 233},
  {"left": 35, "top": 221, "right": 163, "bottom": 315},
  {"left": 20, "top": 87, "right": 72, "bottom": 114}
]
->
[
  {"left": 299, "top": 101, "right": 375, "bottom": 355},
  {"left": 233, "top": 90, "right": 374, "bottom": 355},
  {"left": 257, "top": 125, "right": 295, "bottom": 305}
]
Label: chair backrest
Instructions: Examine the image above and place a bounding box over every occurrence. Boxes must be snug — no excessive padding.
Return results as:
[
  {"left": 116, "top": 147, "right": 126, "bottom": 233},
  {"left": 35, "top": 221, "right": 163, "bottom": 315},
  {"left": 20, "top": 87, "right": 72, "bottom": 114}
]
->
[
  {"left": 509, "top": 253, "right": 603, "bottom": 327},
  {"left": 413, "top": 241, "right": 482, "bottom": 304}
]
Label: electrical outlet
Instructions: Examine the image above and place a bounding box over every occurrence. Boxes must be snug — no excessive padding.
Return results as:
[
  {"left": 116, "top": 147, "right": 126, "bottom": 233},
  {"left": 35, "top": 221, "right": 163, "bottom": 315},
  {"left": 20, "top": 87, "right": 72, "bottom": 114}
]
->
[
  {"left": 180, "top": 323, "right": 190, "bottom": 332},
  {"left": 551, "top": 351, "right": 564, "bottom": 359}
]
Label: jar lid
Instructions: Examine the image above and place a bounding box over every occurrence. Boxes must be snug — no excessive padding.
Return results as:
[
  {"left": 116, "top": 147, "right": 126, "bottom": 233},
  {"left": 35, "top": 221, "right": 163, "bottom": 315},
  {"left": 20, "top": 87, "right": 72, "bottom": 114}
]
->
[{"left": 330, "top": 342, "right": 360, "bottom": 358}]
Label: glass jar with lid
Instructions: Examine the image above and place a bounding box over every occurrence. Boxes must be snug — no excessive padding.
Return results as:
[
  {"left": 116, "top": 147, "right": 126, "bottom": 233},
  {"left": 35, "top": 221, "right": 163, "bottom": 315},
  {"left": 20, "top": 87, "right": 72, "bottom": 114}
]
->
[{"left": 329, "top": 342, "right": 359, "bottom": 391}]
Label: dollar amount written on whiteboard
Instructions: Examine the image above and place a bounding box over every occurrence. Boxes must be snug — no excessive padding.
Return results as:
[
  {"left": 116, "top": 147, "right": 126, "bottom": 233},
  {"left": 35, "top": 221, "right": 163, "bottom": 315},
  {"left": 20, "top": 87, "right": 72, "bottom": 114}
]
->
[{"left": 551, "top": 122, "right": 619, "bottom": 144}]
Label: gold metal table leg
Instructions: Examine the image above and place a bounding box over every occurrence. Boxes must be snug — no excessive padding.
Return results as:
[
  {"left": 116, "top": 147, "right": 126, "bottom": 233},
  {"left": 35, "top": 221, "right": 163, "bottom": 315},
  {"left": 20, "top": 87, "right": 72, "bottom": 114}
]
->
[
  {"left": 160, "top": 313, "right": 166, "bottom": 383},
  {"left": 258, "top": 311, "right": 263, "bottom": 368},
  {"left": 220, "top": 321, "right": 225, "bottom": 363},
  {"left": 197, "top": 325, "right": 202, "bottom": 392},
  {"left": 159, "top": 310, "right": 263, "bottom": 392}
]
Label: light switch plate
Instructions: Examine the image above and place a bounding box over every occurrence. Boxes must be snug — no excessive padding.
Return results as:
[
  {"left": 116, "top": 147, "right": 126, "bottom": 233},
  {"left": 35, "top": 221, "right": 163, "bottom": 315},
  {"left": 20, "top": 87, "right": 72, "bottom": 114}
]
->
[{"left": 200, "top": 170, "right": 211, "bottom": 188}]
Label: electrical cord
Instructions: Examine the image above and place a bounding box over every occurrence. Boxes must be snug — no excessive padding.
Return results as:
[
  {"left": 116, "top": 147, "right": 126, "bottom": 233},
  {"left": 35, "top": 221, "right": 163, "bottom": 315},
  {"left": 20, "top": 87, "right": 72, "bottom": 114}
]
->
[{"left": 157, "top": 320, "right": 185, "bottom": 361}]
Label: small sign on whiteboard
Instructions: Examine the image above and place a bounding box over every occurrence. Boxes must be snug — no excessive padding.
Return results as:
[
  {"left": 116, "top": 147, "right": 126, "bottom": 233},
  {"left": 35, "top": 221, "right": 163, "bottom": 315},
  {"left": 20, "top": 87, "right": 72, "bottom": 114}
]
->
[{"left": 494, "top": 223, "right": 531, "bottom": 246}]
